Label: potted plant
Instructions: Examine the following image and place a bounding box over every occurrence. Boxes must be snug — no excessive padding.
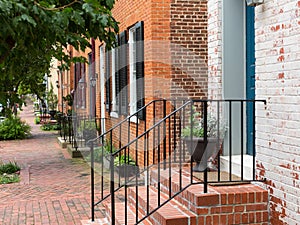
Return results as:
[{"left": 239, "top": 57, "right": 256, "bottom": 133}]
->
[
  {"left": 46, "top": 83, "right": 58, "bottom": 120},
  {"left": 182, "top": 110, "right": 227, "bottom": 172},
  {"left": 114, "top": 154, "right": 139, "bottom": 178},
  {"left": 78, "top": 119, "right": 98, "bottom": 141}
]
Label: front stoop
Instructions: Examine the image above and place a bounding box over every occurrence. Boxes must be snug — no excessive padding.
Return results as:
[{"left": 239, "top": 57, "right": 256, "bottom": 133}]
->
[
  {"left": 104, "top": 202, "right": 153, "bottom": 225},
  {"left": 101, "top": 168, "right": 269, "bottom": 225},
  {"left": 128, "top": 186, "right": 197, "bottom": 225},
  {"left": 151, "top": 169, "right": 269, "bottom": 225},
  {"left": 67, "top": 144, "right": 90, "bottom": 158},
  {"left": 57, "top": 136, "right": 68, "bottom": 148}
]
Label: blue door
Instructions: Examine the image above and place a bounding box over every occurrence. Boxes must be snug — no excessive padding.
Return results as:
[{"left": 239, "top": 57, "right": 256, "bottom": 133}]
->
[{"left": 246, "top": 6, "right": 255, "bottom": 155}]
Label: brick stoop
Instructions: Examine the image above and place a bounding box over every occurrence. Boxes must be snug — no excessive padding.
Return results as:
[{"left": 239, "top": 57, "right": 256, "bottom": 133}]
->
[
  {"left": 104, "top": 201, "right": 153, "bottom": 225},
  {"left": 101, "top": 167, "right": 269, "bottom": 225},
  {"left": 151, "top": 168, "right": 269, "bottom": 225},
  {"left": 128, "top": 186, "right": 197, "bottom": 225}
]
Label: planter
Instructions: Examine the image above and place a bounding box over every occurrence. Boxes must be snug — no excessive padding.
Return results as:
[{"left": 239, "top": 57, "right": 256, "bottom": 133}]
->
[
  {"left": 115, "top": 164, "right": 140, "bottom": 178},
  {"left": 83, "top": 129, "right": 97, "bottom": 141},
  {"left": 49, "top": 110, "right": 57, "bottom": 120},
  {"left": 184, "top": 137, "right": 219, "bottom": 172}
]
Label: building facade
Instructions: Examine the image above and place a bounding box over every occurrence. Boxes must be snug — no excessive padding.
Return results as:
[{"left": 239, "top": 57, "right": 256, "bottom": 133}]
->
[
  {"left": 207, "top": 0, "right": 300, "bottom": 224},
  {"left": 59, "top": 0, "right": 300, "bottom": 224}
]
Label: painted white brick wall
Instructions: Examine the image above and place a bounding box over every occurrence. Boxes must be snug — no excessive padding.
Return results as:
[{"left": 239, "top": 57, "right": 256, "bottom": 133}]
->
[
  {"left": 207, "top": 0, "right": 300, "bottom": 224},
  {"left": 256, "top": 1, "right": 300, "bottom": 224},
  {"left": 207, "top": 0, "right": 223, "bottom": 100}
]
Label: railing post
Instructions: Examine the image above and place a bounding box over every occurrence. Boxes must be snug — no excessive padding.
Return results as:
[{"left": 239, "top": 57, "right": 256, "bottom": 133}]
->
[
  {"left": 63, "top": 116, "right": 67, "bottom": 141},
  {"left": 203, "top": 101, "right": 208, "bottom": 193},
  {"left": 163, "top": 99, "right": 167, "bottom": 170},
  {"left": 90, "top": 141, "right": 95, "bottom": 222},
  {"left": 252, "top": 100, "right": 256, "bottom": 180},
  {"left": 110, "top": 153, "right": 115, "bottom": 225}
]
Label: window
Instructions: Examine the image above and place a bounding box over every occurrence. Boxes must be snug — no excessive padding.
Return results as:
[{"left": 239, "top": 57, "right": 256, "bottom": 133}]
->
[
  {"left": 107, "top": 22, "right": 144, "bottom": 119},
  {"left": 118, "top": 31, "right": 128, "bottom": 116},
  {"left": 75, "top": 62, "right": 86, "bottom": 109},
  {"left": 110, "top": 47, "right": 118, "bottom": 117},
  {"left": 129, "top": 21, "right": 145, "bottom": 120},
  {"left": 105, "top": 49, "right": 111, "bottom": 112}
]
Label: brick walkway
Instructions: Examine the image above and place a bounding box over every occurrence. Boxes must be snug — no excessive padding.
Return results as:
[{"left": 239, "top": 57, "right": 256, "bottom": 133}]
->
[{"left": 0, "top": 104, "right": 105, "bottom": 225}]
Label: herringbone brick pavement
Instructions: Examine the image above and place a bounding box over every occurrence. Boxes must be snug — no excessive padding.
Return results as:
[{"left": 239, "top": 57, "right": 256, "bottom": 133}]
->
[{"left": 0, "top": 103, "right": 105, "bottom": 225}]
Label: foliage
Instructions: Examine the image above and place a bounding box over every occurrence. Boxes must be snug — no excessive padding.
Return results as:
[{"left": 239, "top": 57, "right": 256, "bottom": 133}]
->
[
  {"left": 0, "top": 161, "right": 20, "bottom": 174},
  {"left": 40, "top": 123, "right": 60, "bottom": 131},
  {"left": 0, "top": 174, "right": 20, "bottom": 184},
  {"left": 34, "top": 116, "right": 40, "bottom": 124},
  {"left": 46, "top": 83, "right": 58, "bottom": 110},
  {"left": 86, "top": 139, "right": 117, "bottom": 162},
  {"left": 78, "top": 119, "right": 97, "bottom": 132},
  {"left": 63, "top": 94, "right": 73, "bottom": 107},
  {"left": 0, "top": 161, "right": 20, "bottom": 184},
  {"left": 0, "top": 116, "right": 31, "bottom": 140},
  {"left": 182, "top": 110, "right": 227, "bottom": 138},
  {"left": 114, "top": 154, "right": 136, "bottom": 166},
  {"left": 103, "top": 139, "right": 117, "bottom": 154},
  {"left": 0, "top": 0, "right": 119, "bottom": 115}
]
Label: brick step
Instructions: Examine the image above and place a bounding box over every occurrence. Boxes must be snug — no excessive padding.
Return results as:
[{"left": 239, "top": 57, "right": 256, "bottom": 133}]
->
[
  {"left": 104, "top": 201, "right": 153, "bottom": 225},
  {"left": 150, "top": 167, "right": 269, "bottom": 224},
  {"left": 127, "top": 186, "right": 197, "bottom": 225}
]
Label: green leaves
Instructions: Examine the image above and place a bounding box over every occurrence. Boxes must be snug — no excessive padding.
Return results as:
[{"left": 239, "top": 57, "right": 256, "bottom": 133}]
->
[
  {"left": 0, "top": 0, "right": 118, "bottom": 111},
  {"left": 19, "top": 14, "right": 37, "bottom": 26}
]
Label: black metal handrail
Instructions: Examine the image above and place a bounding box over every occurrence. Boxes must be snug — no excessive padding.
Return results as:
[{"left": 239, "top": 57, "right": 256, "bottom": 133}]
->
[
  {"left": 57, "top": 114, "right": 107, "bottom": 150},
  {"left": 90, "top": 99, "right": 266, "bottom": 225},
  {"left": 89, "top": 99, "right": 186, "bottom": 221}
]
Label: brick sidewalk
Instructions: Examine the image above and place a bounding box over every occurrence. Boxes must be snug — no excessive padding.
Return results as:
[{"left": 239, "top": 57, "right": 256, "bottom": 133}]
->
[{"left": 0, "top": 104, "right": 105, "bottom": 225}]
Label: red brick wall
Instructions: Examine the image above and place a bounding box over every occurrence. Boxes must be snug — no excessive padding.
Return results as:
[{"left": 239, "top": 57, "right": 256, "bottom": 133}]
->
[{"left": 170, "top": 0, "right": 208, "bottom": 99}]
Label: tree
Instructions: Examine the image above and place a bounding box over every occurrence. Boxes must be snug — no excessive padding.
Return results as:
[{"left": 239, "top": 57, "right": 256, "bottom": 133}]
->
[{"left": 0, "top": 0, "right": 118, "bottom": 115}]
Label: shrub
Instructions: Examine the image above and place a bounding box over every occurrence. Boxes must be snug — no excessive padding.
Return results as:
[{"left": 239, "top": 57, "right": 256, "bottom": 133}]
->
[
  {"left": 0, "top": 161, "right": 20, "bottom": 184},
  {"left": 40, "top": 123, "right": 60, "bottom": 131},
  {"left": 0, "top": 161, "right": 20, "bottom": 174},
  {"left": 34, "top": 116, "right": 40, "bottom": 124},
  {"left": 0, "top": 174, "right": 20, "bottom": 184},
  {"left": 0, "top": 117, "right": 31, "bottom": 140}
]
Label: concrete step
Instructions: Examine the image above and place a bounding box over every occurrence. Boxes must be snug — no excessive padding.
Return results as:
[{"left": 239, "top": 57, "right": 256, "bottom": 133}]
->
[{"left": 220, "top": 154, "right": 254, "bottom": 180}]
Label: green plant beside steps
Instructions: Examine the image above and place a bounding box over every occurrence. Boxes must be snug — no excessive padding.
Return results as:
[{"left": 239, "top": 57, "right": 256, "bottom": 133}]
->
[
  {"left": 114, "top": 155, "right": 136, "bottom": 166},
  {"left": 0, "top": 161, "right": 20, "bottom": 184}
]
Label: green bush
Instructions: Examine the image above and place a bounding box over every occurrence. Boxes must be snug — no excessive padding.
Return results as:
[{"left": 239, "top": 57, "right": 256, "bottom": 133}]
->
[
  {"left": 41, "top": 123, "right": 60, "bottom": 131},
  {"left": 0, "top": 161, "right": 20, "bottom": 174},
  {"left": 34, "top": 116, "right": 40, "bottom": 124},
  {"left": 0, "top": 117, "right": 31, "bottom": 140},
  {"left": 114, "top": 154, "right": 136, "bottom": 166},
  {"left": 0, "top": 174, "right": 20, "bottom": 184},
  {"left": 0, "top": 161, "right": 20, "bottom": 184}
]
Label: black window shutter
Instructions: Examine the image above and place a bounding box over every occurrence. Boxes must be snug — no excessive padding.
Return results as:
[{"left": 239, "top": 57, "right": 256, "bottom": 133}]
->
[
  {"left": 81, "top": 62, "right": 86, "bottom": 108},
  {"left": 119, "top": 31, "right": 128, "bottom": 116},
  {"left": 135, "top": 21, "right": 145, "bottom": 120},
  {"left": 115, "top": 35, "right": 120, "bottom": 112},
  {"left": 105, "top": 50, "right": 111, "bottom": 112}
]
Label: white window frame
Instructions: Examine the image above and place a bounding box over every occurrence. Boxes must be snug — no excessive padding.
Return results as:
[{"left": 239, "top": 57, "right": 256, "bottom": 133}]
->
[
  {"left": 110, "top": 48, "right": 119, "bottom": 118},
  {"left": 99, "top": 46, "right": 106, "bottom": 133},
  {"left": 129, "top": 27, "right": 138, "bottom": 123}
]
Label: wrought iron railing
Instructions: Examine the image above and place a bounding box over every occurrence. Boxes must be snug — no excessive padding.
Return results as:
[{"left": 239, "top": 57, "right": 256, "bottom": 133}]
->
[
  {"left": 89, "top": 99, "right": 266, "bottom": 224},
  {"left": 57, "top": 114, "right": 107, "bottom": 150}
]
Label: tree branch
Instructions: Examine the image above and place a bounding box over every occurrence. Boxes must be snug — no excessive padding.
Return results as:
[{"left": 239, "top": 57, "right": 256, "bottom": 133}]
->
[{"left": 33, "top": 0, "right": 80, "bottom": 11}]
